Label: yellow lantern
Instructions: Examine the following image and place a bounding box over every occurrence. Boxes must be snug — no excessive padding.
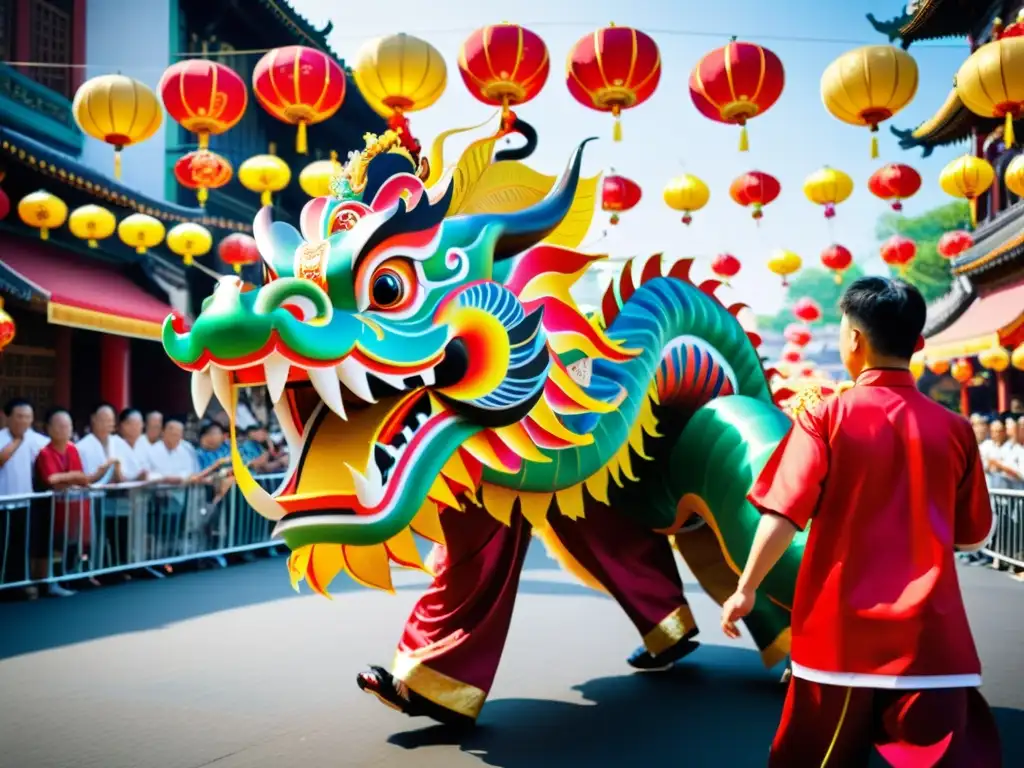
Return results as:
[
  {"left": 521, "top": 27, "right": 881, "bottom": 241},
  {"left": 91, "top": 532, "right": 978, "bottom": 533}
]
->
[
  {"left": 956, "top": 36, "right": 1024, "bottom": 147},
  {"left": 239, "top": 146, "right": 291, "bottom": 207},
  {"left": 940, "top": 155, "right": 994, "bottom": 227},
  {"left": 821, "top": 45, "right": 919, "bottom": 157},
  {"left": 166, "top": 222, "right": 213, "bottom": 267},
  {"left": 663, "top": 174, "right": 710, "bottom": 225},
  {"left": 117, "top": 213, "right": 165, "bottom": 254},
  {"left": 72, "top": 74, "right": 163, "bottom": 179},
  {"left": 909, "top": 355, "right": 925, "bottom": 380},
  {"left": 352, "top": 33, "right": 447, "bottom": 144},
  {"left": 804, "top": 167, "right": 854, "bottom": 219},
  {"left": 1011, "top": 343, "right": 1024, "bottom": 371},
  {"left": 978, "top": 346, "right": 1010, "bottom": 372},
  {"left": 68, "top": 205, "right": 116, "bottom": 248},
  {"left": 1004, "top": 154, "right": 1024, "bottom": 197},
  {"left": 767, "top": 249, "right": 802, "bottom": 287},
  {"left": 299, "top": 151, "right": 340, "bottom": 198},
  {"left": 17, "top": 190, "right": 68, "bottom": 240}
]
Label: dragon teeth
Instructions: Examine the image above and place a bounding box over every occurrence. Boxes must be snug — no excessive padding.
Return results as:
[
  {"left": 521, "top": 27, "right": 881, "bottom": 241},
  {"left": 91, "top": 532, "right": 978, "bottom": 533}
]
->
[
  {"left": 336, "top": 357, "right": 376, "bottom": 403},
  {"left": 309, "top": 366, "right": 346, "bottom": 420},
  {"left": 210, "top": 366, "right": 233, "bottom": 413},
  {"left": 264, "top": 352, "right": 290, "bottom": 403},
  {"left": 344, "top": 461, "right": 385, "bottom": 508},
  {"left": 419, "top": 367, "right": 437, "bottom": 387},
  {"left": 415, "top": 411, "right": 428, "bottom": 425},
  {"left": 374, "top": 371, "right": 409, "bottom": 391},
  {"left": 191, "top": 369, "right": 213, "bottom": 418}
]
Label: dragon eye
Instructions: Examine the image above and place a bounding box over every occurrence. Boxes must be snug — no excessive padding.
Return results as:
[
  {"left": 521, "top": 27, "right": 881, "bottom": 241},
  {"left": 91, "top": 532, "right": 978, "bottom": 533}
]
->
[{"left": 367, "top": 258, "right": 417, "bottom": 311}]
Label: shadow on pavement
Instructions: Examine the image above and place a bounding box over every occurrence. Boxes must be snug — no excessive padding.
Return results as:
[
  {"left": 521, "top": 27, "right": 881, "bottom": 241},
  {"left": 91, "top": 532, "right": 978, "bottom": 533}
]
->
[{"left": 388, "top": 644, "right": 1024, "bottom": 768}]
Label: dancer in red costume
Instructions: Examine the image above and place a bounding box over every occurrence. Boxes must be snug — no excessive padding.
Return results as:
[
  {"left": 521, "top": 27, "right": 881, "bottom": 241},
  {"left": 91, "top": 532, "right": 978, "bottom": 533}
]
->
[
  {"left": 721, "top": 277, "right": 1002, "bottom": 766},
  {"left": 358, "top": 496, "right": 699, "bottom": 727}
]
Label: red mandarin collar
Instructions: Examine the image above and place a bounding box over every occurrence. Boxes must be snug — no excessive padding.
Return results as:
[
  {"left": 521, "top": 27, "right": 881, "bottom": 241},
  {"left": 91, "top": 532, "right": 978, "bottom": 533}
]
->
[{"left": 855, "top": 368, "right": 916, "bottom": 388}]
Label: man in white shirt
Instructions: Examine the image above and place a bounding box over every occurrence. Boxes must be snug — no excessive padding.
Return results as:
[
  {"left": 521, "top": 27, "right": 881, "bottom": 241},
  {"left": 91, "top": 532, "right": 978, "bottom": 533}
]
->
[
  {"left": 1003, "top": 416, "right": 1024, "bottom": 491},
  {"left": 147, "top": 417, "right": 198, "bottom": 482},
  {"left": 75, "top": 403, "right": 135, "bottom": 485},
  {"left": 144, "top": 411, "right": 163, "bottom": 447},
  {"left": 983, "top": 418, "right": 1022, "bottom": 490},
  {"left": 115, "top": 408, "right": 154, "bottom": 483},
  {"left": 0, "top": 398, "right": 50, "bottom": 497}
]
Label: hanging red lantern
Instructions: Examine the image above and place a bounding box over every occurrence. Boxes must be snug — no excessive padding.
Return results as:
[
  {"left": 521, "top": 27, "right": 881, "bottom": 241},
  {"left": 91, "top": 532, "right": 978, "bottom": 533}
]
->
[
  {"left": 158, "top": 59, "right": 248, "bottom": 150},
  {"left": 566, "top": 24, "right": 661, "bottom": 141},
  {"left": 689, "top": 40, "right": 785, "bottom": 152},
  {"left": 820, "top": 243, "right": 853, "bottom": 284},
  {"left": 0, "top": 296, "right": 14, "bottom": 352},
  {"left": 218, "top": 233, "right": 261, "bottom": 274},
  {"left": 784, "top": 323, "right": 812, "bottom": 347},
  {"left": 782, "top": 344, "right": 803, "bottom": 364},
  {"left": 792, "top": 297, "right": 822, "bottom": 324},
  {"left": 880, "top": 235, "right": 917, "bottom": 273},
  {"left": 253, "top": 46, "right": 346, "bottom": 155},
  {"left": 937, "top": 230, "right": 974, "bottom": 260},
  {"left": 601, "top": 173, "right": 642, "bottom": 225},
  {"left": 729, "top": 171, "right": 780, "bottom": 221},
  {"left": 868, "top": 163, "right": 921, "bottom": 211},
  {"left": 711, "top": 253, "right": 741, "bottom": 283},
  {"left": 458, "top": 23, "right": 549, "bottom": 125},
  {"left": 173, "top": 150, "right": 233, "bottom": 207}
]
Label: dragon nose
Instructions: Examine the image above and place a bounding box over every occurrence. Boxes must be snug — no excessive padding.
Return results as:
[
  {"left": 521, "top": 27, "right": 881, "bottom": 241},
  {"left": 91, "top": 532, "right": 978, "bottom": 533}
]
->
[{"left": 253, "top": 278, "right": 333, "bottom": 324}]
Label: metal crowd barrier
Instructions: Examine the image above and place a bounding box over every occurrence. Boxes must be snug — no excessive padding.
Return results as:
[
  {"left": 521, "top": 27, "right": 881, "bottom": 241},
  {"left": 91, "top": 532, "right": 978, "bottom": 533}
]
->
[
  {"left": 0, "top": 473, "right": 285, "bottom": 591},
  {"left": 985, "top": 489, "right": 1024, "bottom": 571}
]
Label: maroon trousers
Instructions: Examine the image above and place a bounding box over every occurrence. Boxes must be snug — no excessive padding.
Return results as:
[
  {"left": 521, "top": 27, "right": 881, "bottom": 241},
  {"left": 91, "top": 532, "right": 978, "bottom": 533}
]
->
[
  {"left": 770, "top": 677, "right": 1002, "bottom": 767},
  {"left": 391, "top": 498, "right": 695, "bottom": 720}
]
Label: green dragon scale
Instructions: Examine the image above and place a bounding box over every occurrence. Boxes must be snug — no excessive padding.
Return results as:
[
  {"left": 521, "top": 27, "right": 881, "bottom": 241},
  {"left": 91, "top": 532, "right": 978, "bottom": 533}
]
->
[{"left": 162, "top": 129, "right": 804, "bottom": 662}]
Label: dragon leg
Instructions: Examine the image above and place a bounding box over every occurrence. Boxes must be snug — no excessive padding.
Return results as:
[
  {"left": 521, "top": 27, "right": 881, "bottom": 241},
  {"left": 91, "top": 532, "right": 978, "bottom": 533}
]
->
[{"left": 664, "top": 395, "right": 806, "bottom": 668}]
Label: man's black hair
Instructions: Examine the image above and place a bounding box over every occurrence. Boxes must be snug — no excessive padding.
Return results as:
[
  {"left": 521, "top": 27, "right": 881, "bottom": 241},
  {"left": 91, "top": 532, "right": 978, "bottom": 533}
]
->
[
  {"left": 198, "top": 420, "right": 224, "bottom": 438},
  {"left": 245, "top": 424, "right": 266, "bottom": 436},
  {"left": 164, "top": 415, "right": 186, "bottom": 427},
  {"left": 119, "top": 408, "right": 142, "bottom": 424},
  {"left": 3, "top": 398, "right": 32, "bottom": 417},
  {"left": 838, "top": 276, "right": 926, "bottom": 359},
  {"left": 44, "top": 407, "right": 72, "bottom": 424},
  {"left": 92, "top": 401, "right": 116, "bottom": 416}
]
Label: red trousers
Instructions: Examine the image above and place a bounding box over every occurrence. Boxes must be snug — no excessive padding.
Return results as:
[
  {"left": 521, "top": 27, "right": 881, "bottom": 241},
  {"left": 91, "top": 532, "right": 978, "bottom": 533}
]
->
[
  {"left": 391, "top": 497, "right": 694, "bottom": 719},
  {"left": 770, "top": 677, "right": 1002, "bottom": 767}
]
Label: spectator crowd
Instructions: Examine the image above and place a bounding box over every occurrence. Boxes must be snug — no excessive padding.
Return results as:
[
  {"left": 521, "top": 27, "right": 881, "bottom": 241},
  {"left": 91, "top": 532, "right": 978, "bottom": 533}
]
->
[{"left": 0, "top": 398, "right": 289, "bottom": 599}]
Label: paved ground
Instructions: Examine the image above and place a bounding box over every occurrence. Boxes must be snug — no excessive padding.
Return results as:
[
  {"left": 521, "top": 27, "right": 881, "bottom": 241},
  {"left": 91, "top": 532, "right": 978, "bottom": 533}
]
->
[{"left": 0, "top": 547, "right": 1021, "bottom": 768}]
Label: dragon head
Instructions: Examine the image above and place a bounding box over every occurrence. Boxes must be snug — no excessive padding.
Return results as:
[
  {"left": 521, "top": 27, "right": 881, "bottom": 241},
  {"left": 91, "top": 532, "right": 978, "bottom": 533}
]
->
[{"left": 163, "top": 127, "right": 631, "bottom": 590}]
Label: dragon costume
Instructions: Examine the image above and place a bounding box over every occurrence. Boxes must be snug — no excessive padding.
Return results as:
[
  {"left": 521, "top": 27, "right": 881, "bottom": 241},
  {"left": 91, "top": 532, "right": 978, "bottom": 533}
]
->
[{"left": 162, "top": 120, "right": 806, "bottom": 726}]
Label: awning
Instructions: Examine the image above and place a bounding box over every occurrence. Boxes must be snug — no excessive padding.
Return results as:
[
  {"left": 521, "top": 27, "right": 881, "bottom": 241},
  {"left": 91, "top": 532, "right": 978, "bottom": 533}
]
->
[
  {"left": 922, "top": 280, "right": 1024, "bottom": 362},
  {"left": 0, "top": 238, "right": 176, "bottom": 340}
]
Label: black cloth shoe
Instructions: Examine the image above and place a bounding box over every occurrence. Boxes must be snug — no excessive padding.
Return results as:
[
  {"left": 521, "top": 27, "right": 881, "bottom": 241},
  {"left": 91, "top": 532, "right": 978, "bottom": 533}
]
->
[
  {"left": 356, "top": 666, "right": 475, "bottom": 729},
  {"left": 627, "top": 630, "right": 700, "bottom": 672}
]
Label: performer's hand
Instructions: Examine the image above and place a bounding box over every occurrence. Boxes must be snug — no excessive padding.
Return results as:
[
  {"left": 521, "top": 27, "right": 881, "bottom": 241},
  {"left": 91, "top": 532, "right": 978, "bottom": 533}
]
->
[{"left": 721, "top": 588, "right": 755, "bottom": 640}]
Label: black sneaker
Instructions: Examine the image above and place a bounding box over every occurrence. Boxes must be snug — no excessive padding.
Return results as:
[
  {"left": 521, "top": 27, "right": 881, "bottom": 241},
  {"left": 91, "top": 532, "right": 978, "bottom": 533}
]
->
[
  {"left": 356, "top": 666, "right": 475, "bottom": 729},
  {"left": 627, "top": 630, "right": 700, "bottom": 672}
]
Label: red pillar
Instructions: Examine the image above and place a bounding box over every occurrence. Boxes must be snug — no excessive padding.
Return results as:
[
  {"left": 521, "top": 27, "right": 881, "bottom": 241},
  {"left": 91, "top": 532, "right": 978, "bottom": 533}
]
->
[
  {"left": 100, "top": 335, "right": 130, "bottom": 412},
  {"left": 960, "top": 382, "right": 971, "bottom": 417},
  {"left": 53, "top": 325, "right": 72, "bottom": 408},
  {"left": 997, "top": 369, "right": 1010, "bottom": 413}
]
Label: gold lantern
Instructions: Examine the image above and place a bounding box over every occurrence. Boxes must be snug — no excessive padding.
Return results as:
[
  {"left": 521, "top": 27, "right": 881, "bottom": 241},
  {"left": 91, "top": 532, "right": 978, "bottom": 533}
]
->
[
  {"left": 17, "top": 190, "right": 68, "bottom": 240},
  {"left": 353, "top": 33, "right": 447, "bottom": 123},
  {"left": 767, "top": 249, "right": 802, "bottom": 287},
  {"left": 117, "top": 213, "right": 166, "bottom": 254},
  {"left": 68, "top": 205, "right": 117, "bottom": 248},
  {"left": 956, "top": 36, "right": 1024, "bottom": 147},
  {"left": 72, "top": 74, "right": 163, "bottom": 179},
  {"left": 299, "top": 151, "right": 341, "bottom": 198},
  {"left": 978, "top": 346, "right": 1010, "bottom": 372},
  {"left": 909, "top": 354, "right": 925, "bottom": 380},
  {"left": 940, "top": 155, "right": 995, "bottom": 227},
  {"left": 166, "top": 222, "right": 213, "bottom": 267},
  {"left": 1011, "top": 344, "right": 1024, "bottom": 371},
  {"left": 239, "top": 145, "right": 291, "bottom": 206},
  {"left": 821, "top": 46, "right": 919, "bottom": 157},
  {"left": 1004, "top": 154, "right": 1024, "bottom": 197}
]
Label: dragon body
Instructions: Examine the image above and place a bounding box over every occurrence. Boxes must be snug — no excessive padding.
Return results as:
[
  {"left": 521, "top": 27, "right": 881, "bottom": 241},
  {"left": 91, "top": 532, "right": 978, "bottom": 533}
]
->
[{"left": 162, "top": 123, "right": 804, "bottom": 663}]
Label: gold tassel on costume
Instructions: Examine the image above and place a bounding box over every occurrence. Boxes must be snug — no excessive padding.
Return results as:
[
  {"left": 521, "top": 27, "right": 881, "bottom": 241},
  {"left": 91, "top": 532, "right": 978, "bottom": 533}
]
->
[
  {"left": 739, "top": 124, "right": 749, "bottom": 152},
  {"left": 1006, "top": 112, "right": 1015, "bottom": 148},
  {"left": 296, "top": 121, "right": 308, "bottom": 154}
]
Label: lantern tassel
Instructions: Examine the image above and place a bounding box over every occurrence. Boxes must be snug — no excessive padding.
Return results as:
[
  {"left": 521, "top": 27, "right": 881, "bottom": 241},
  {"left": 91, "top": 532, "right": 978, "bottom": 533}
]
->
[
  {"left": 199, "top": 133, "right": 210, "bottom": 151},
  {"left": 833, "top": 272, "right": 842, "bottom": 285},
  {"left": 198, "top": 187, "right": 208, "bottom": 207},
  {"left": 40, "top": 227, "right": 49, "bottom": 241},
  {"left": 184, "top": 254, "right": 194, "bottom": 267},
  {"left": 261, "top": 190, "right": 272, "bottom": 207},
  {"left": 739, "top": 124, "right": 749, "bottom": 152},
  {"left": 870, "top": 134, "right": 879, "bottom": 159},
  {"left": 296, "top": 121, "right": 309, "bottom": 155},
  {"left": 114, "top": 150, "right": 122, "bottom": 180},
  {"left": 1006, "top": 112, "right": 1015, "bottom": 148},
  {"left": 136, "top": 246, "right": 146, "bottom": 255},
  {"left": 88, "top": 239, "right": 98, "bottom": 248},
  {"left": 613, "top": 116, "right": 622, "bottom": 142},
  {"left": 233, "top": 264, "right": 242, "bottom": 274}
]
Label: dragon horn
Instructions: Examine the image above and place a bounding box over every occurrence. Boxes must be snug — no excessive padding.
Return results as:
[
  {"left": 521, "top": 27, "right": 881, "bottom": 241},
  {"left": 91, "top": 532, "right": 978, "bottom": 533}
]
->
[{"left": 458, "top": 137, "right": 597, "bottom": 261}]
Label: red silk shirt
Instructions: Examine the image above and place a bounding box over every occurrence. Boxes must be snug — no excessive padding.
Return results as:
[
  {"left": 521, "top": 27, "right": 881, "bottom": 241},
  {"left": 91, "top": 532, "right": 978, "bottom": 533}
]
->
[{"left": 749, "top": 369, "right": 993, "bottom": 688}]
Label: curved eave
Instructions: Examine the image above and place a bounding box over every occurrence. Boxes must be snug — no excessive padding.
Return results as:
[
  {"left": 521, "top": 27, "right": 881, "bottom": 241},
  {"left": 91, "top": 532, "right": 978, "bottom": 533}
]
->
[
  {"left": 0, "top": 128, "right": 252, "bottom": 233},
  {"left": 890, "top": 89, "right": 1001, "bottom": 157},
  {"left": 953, "top": 232, "right": 1024, "bottom": 276},
  {"left": 867, "top": 0, "right": 986, "bottom": 48},
  {"left": 259, "top": 0, "right": 342, "bottom": 65},
  {"left": 923, "top": 276, "right": 975, "bottom": 338}
]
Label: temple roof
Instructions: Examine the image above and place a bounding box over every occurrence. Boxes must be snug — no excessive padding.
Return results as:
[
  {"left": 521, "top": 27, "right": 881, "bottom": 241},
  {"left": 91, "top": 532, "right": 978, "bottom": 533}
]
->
[
  {"left": 890, "top": 88, "right": 1003, "bottom": 157},
  {"left": 867, "top": 0, "right": 1002, "bottom": 48},
  {"left": 257, "top": 0, "right": 339, "bottom": 62},
  {"left": 0, "top": 127, "right": 252, "bottom": 233},
  {"left": 923, "top": 275, "right": 975, "bottom": 337},
  {"left": 950, "top": 199, "right": 1024, "bottom": 277}
]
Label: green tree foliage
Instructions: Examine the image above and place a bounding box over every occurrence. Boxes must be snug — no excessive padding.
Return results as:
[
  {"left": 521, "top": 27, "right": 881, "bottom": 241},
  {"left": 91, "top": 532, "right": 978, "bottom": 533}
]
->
[
  {"left": 875, "top": 201, "right": 971, "bottom": 303},
  {"left": 757, "top": 264, "right": 865, "bottom": 331}
]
